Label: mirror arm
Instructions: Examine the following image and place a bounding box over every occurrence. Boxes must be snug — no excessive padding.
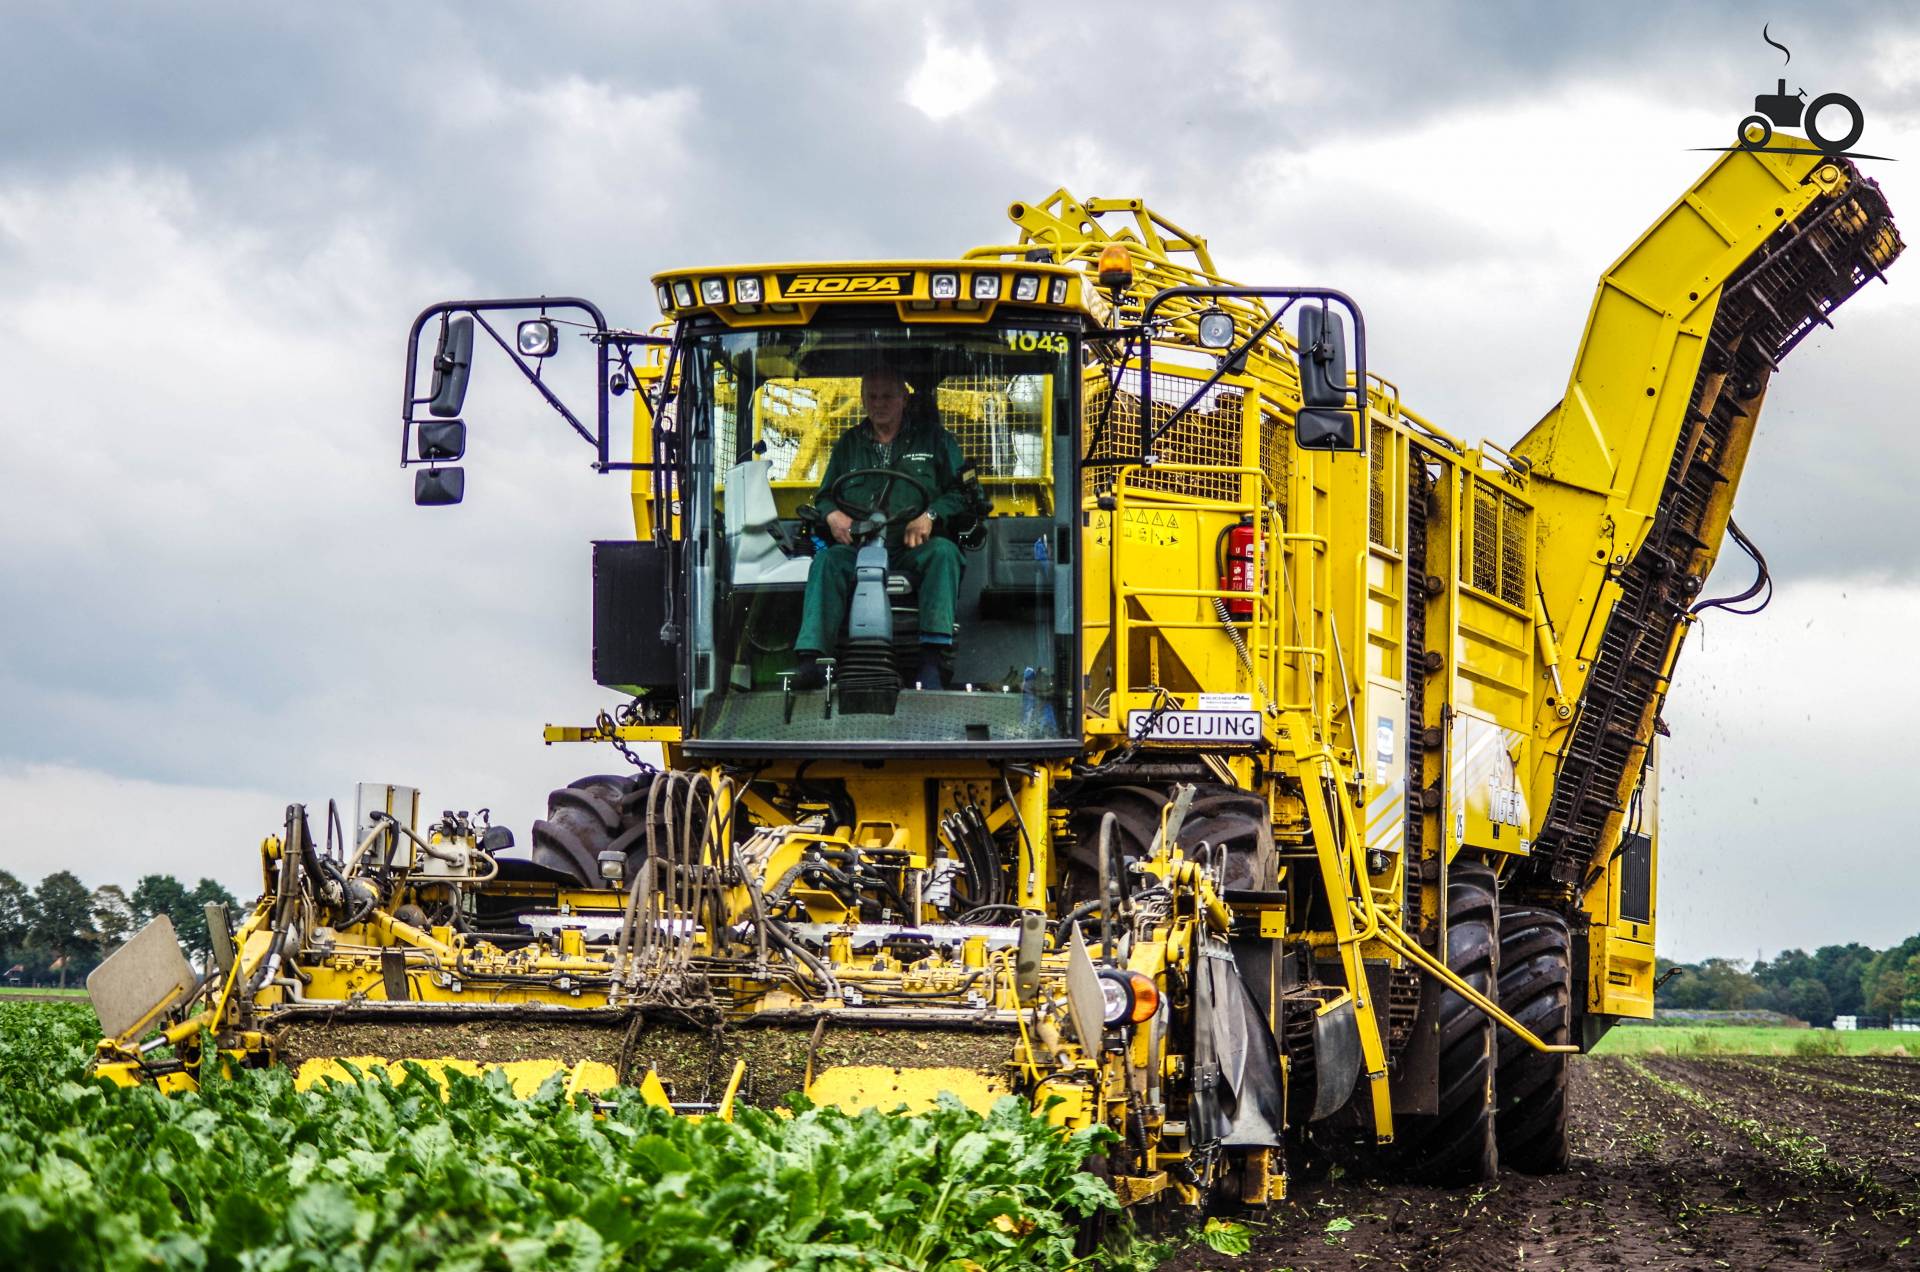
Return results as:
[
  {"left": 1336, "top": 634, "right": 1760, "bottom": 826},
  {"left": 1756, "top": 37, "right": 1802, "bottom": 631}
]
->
[
  {"left": 1141, "top": 301, "right": 1291, "bottom": 455},
  {"left": 468, "top": 310, "right": 599, "bottom": 449},
  {"left": 400, "top": 297, "right": 612, "bottom": 468},
  {"left": 1135, "top": 285, "right": 1368, "bottom": 462}
]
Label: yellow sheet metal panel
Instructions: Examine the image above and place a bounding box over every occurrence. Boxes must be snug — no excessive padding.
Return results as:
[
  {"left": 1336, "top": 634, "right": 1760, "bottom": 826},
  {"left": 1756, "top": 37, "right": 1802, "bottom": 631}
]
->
[
  {"left": 1590, "top": 927, "right": 1656, "bottom": 1019},
  {"left": 293, "top": 1056, "right": 623, "bottom": 1098},
  {"left": 806, "top": 1064, "right": 1011, "bottom": 1115}
]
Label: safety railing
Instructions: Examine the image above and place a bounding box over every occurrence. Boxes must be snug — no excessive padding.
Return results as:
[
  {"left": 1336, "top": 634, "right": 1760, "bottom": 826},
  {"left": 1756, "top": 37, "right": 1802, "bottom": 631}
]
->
[{"left": 1101, "top": 463, "right": 1331, "bottom": 734}]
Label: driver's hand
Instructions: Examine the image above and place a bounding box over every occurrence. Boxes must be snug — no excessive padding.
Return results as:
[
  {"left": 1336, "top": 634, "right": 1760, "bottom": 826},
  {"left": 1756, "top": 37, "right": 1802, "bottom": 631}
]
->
[
  {"left": 903, "top": 513, "right": 935, "bottom": 548},
  {"left": 826, "top": 509, "right": 854, "bottom": 545}
]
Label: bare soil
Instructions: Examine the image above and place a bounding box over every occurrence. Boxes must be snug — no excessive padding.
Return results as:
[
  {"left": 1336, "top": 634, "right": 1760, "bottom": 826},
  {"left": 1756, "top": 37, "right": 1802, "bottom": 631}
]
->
[
  {"left": 1163, "top": 1056, "right": 1920, "bottom": 1270},
  {"left": 274, "top": 1017, "right": 1016, "bottom": 1109}
]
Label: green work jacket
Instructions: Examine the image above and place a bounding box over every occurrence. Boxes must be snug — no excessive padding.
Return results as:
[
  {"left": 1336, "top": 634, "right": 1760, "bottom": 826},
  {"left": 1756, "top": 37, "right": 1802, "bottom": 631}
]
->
[{"left": 813, "top": 417, "right": 968, "bottom": 539}]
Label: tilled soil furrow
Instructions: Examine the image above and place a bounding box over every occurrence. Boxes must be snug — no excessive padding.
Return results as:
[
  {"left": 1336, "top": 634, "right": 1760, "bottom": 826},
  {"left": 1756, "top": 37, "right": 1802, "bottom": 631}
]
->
[
  {"left": 1157, "top": 1056, "right": 1920, "bottom": 1271},
  {"left": 1583, "top": 1057, "right": 1868, "bottom": 1269},
  {"left": 1775, "top": 1054, "right": 1920, "bottom": 1097},
  {"left": 1640, "top": 1056, "right": 1920, "bottom": 1195},
  {"left": 1720, "top": 1055, "right": 1920, "bottom": 1113}
]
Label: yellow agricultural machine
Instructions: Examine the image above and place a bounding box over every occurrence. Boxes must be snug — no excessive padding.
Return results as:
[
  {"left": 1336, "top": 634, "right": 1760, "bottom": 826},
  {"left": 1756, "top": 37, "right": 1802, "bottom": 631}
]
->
[{"left": 91, "top": 142, "right": 1898, "bottom": 1204}]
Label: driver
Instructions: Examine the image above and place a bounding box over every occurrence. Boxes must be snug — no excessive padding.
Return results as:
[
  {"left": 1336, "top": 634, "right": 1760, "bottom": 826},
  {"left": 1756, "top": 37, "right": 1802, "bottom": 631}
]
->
[{"left": 793, "top": 364, "right": 968, "bottom": 690}]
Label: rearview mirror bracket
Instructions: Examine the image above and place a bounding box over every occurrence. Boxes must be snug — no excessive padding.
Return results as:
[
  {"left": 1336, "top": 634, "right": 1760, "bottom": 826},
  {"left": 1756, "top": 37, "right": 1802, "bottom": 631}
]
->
[
  {"left": 400, "top": 297, "right": 676, "bottom": 490},
  {"left": 1135, "top": 285, "right": 1367, "bottom": 461}
]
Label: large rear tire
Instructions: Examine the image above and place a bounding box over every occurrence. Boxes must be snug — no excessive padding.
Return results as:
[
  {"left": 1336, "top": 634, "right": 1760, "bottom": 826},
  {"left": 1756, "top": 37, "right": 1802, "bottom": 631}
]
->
[
  {"left": 1062, "top": 783, "right": 1271, "bottom": 905},
  {"left": 1496, "top": 905, "right": 1572, "bottom": 1174},
  {"left": 1396, "top": 862, "right": 1498, "bottom": 1183},
  {"left": 529, "top": 773, "right": 656, "bottom": 886}
]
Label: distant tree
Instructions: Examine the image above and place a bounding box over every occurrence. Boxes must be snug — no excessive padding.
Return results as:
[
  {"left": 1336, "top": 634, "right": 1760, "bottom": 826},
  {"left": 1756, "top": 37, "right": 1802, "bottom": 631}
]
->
[
  {"left": 131, "top": 874, "right": 192, "bottom": 926},
  {"left": 90, "top": 885, "right": 137, "bottom": 951},
  {"left": 30, "top": 871, "right": 96, "bottom": 989},
  {"left": 1865, "top": 968, "right": 1907, "bottom": 1018},
  {"left": 1660, "top": 957, "right": 1766, "bottom": 1011},
  {"left": 131, "top": 873, "right": 201, "bottom": 960},
  {"left": 1783, "top": 977, "right": 1834, "bottom": 1027},
  {"left": 1810, "top": 943, "right": 1875, "bottom": 1017},
  {"left": 0, "top": 870, "right": 32, "bottom": 961},
  {"left": 1755, "top": 948, "right": 1813, "bottom": 994},
  {"left": 1903, "top": 951, "right": 1920, "bottom": 1018},
  {"left": 1860, "top": 935, "right": 1920, "bottom": 1019}
]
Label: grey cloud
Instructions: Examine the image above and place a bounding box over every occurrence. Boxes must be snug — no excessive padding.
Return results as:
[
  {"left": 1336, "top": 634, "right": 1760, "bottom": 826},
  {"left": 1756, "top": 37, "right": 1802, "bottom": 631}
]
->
[{"left": 1, "top": 2, "right": 1917, "bottom": 928}]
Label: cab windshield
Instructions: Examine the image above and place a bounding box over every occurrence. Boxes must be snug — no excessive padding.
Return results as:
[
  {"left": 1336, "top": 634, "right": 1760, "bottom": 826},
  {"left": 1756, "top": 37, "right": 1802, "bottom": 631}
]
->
[{"left": 679, "top": 319, "right": 1078, "bottom": 751}]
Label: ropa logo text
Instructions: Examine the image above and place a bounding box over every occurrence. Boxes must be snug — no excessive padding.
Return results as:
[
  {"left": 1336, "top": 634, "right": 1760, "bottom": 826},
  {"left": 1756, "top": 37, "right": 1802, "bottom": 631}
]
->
[{"left": 778, "top": 272, "right": 912, "bottom": 297}]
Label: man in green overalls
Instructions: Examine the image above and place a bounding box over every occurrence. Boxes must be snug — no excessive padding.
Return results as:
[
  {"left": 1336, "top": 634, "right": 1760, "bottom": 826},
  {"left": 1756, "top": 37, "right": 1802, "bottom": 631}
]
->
[{"left": 793, "top": 365, "right": 968, "bottom": 690}]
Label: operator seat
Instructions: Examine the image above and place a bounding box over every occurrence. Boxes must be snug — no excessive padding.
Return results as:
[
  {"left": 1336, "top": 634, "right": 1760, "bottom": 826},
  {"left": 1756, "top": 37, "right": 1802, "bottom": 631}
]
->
[{"left": 724, "top": 459, "right": 812, "bottom": 587}]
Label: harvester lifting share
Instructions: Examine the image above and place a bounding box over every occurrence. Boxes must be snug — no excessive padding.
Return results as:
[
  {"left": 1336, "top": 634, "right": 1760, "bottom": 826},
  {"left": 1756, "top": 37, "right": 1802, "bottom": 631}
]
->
[{"left": 91, "top": 143, "right": 1898, "bottom": 1208}]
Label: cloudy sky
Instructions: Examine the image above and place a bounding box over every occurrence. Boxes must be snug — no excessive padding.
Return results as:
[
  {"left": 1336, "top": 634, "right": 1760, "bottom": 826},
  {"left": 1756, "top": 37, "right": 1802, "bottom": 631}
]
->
[{"left": 2, "top": 3, "right": 1915, "bottom": 961}]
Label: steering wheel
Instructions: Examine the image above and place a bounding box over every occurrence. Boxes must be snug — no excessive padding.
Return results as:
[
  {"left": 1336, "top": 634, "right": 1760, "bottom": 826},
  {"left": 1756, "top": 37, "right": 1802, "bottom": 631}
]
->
[{"left": 826, "top": 467, "right": 932, "bottom": 530}]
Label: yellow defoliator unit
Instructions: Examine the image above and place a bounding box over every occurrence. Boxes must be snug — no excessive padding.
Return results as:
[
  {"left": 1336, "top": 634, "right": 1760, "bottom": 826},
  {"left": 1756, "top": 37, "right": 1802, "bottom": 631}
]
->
[{"left": 90, "top": 143, "right": 1899, "bottom": 1204}]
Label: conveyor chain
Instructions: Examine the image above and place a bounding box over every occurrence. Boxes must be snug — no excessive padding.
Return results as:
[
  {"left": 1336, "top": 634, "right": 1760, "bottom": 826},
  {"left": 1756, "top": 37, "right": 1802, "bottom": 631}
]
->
[{"left": 1523, "top": 163, "right": 1900, "bottom": 892}]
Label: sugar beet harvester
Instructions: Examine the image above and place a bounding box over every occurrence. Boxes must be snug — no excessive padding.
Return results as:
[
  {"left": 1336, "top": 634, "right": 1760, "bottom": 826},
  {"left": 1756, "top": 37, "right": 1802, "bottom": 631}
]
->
[{"left": 90, "top": 144, "right": 1899, "bottom": 1205}]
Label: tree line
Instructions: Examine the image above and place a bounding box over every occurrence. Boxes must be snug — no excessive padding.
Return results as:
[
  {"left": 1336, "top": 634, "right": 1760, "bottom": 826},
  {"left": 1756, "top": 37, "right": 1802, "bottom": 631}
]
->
[
  {"left": 6, "top": 858, "right": 1915, "bottom": 1021},
  {"left": 0, "top": 869, "right": 238, "bottom": 989},
  {"left": 1656, "top": 934, "right": 1920, "bottom": 1026}
]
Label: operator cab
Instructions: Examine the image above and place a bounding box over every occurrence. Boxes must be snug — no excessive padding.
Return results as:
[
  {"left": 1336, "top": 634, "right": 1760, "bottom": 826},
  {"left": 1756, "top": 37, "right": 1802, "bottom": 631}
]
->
[{"left": 678, "top": 312, "right": 1079, "bottom": 754}]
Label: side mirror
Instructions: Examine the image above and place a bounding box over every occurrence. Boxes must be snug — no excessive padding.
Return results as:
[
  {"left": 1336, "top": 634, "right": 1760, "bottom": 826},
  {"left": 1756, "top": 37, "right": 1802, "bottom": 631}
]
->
[
  {"left": 414, "top": 466, "right": 465, "bottom": 506},
  {"left": 428, "top": 315, "right": 474, "bottom": 418},
  {"left": 416, "top": 419, "right": 467, "bottom": 462},
  {"left": 1295, "top": 305, "right": 1349, "bottom": 408},
  {"left": 1295, "top": 305, "right": 1358, "bottom": 451},
  {"left": 1295, "top": 409, "right": 1356, "bottom": 450}
]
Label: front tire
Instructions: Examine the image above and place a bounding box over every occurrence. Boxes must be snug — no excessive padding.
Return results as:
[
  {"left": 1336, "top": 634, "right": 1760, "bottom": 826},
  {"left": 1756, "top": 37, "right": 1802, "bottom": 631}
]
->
[
  {"left": 1496, "top": 905, "right": 1572, "bottom": 1174},
  {"left": 1396, "top": 862, "right": 1498, "bottom": 1183}
]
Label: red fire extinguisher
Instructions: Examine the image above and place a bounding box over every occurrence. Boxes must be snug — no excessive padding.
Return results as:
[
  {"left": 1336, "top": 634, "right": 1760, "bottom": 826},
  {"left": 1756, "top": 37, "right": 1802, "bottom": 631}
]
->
[{"left": 1221, "top": 516, "right": 1256, "bottom": 620}]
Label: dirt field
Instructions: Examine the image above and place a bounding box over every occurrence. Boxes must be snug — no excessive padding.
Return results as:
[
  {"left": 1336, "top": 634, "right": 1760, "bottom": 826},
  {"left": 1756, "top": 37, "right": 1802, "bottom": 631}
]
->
[{"left": 1165, "top": 1056, "right": 1920, "bottom": 1270}]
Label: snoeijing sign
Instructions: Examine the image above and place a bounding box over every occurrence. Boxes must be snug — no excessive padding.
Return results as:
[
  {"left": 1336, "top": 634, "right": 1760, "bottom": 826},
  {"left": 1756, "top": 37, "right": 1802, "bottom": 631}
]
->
[{"left": 1126, "top": 709, "right": 1261, "bottom": 746}]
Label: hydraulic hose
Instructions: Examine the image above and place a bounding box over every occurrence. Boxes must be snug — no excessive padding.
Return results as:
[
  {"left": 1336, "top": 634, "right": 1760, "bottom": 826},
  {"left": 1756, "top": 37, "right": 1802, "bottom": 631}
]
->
[{"left": 765, "top": 918, "right": 840, "bottom": 998}]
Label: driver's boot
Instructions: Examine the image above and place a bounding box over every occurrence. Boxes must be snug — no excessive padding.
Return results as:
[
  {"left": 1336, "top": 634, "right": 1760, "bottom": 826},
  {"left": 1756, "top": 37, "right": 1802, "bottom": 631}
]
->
[
  {"left": 913, "top": 645, "right": 948, "bottom": 690},
  {"left": 793, "top": 651, "right": 828, "bottom": 691}
]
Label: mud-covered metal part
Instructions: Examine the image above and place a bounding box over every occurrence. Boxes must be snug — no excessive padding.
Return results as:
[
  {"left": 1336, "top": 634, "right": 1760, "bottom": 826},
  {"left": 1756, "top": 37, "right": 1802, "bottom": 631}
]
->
[
  {"left": 1307, "top": 997, "right": 1361, "bottom": 1123},
  {"left": 1189, "top": 939, "right": 1285, "bottom": 1148},
  {"left": 1525, "top": 166, "right": 1902, "bottom": 891}
]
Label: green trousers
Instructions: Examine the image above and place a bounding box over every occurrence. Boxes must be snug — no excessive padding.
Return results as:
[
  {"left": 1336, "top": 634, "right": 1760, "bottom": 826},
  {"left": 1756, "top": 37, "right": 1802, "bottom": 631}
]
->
[{"left": 796, "top": 537, "right": 962, "bottom": 655}]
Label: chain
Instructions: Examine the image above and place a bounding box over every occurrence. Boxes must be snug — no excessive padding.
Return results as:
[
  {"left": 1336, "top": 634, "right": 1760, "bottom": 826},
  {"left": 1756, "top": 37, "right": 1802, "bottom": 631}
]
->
[{"left": 596, "top": 699, "right": 659, "bottom": 773}]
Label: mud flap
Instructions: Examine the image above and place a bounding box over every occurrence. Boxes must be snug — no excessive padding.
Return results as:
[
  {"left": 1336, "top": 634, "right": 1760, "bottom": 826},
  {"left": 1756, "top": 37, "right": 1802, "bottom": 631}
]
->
[
  {"left": 1192, "top": 940, "right": 1285, "bottom": 1148},
  {"left": 380, "top": 950, "right": 410, "bottom": 1002},
  {"left": 1309, "top": 998, "right": 1362, "bottom": 1122}
]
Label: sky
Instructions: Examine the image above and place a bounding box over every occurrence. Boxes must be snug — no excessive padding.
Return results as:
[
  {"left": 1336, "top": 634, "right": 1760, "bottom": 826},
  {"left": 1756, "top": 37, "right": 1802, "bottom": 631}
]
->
[{"left": 0, "top": 2, "right": 1915, "bottom": 962}]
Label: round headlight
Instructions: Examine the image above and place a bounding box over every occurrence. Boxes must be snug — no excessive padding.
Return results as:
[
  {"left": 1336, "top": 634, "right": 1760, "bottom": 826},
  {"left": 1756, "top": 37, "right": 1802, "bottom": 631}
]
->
[{"left": 1098, "top": 972, "right": 1133, "bottom": 1026}]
